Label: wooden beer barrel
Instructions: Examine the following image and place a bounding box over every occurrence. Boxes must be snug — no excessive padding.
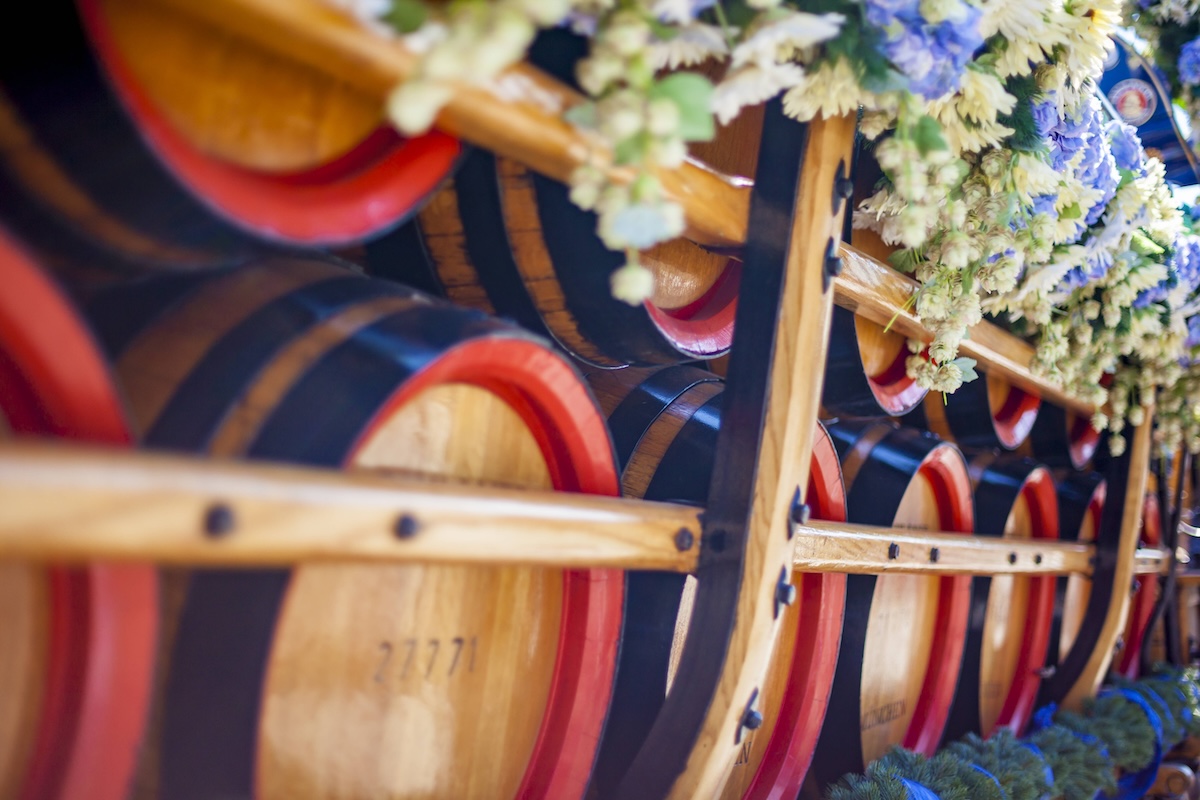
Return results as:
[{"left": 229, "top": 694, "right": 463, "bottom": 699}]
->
[
  {"left": 809, "top": 420, "right": 973, "bottom": 788},
  {"left": 823, "top": 305, "right": 928, "bottom": 417},
  {"left": 582, "top": 366, "right": 846, "bottom": 798},
  {"left": 943, "top": 454, "right": 1058, "bottom": 740},
  {"left": 86, "top": 258, "right": 622, "bottom": 799},
  {"left": 1114, "top": 493, "right": 1163, "bottom": 679},
  {"left": 906, "top": 374, "right": 1041, "bottom": 450},
  {"left": 0, "top": 228, "right": 156, "bottom": 800},
  {"left": 1022, "top": 402, "right": 1101, "bottom": 470},
  {"left": 0, "top": 0, "right": 457, "bottom": 266},
  {"left": 1042, "top": 471, "right": 1105, "bottom": 683}
]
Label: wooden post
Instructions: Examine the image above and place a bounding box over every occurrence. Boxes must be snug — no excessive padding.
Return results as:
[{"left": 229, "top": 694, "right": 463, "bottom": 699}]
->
[{"left": 1063, "top": 410, "right": 1153, "bottom": 708}]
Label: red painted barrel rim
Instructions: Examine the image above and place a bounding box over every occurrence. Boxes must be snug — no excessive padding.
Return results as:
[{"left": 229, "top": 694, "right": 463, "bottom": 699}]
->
[
  {"left": 346, "top": 336, "right": 621, "bottom": 800},
  {"left": 995, "top": 467, "right": 1058, "bottom": 735},
  {"left": 867, "top": 346, "right": 927, "bottom": 417},
  {"left": 644, "top": 260, "right": 739, "bottom": 358},
  {"left": 747, "top": 422, "right": 847, "bottom": 799},
  {"left": 991, "top": 381, "right": 1041, "bottom": 450},
  {"left": 904, "top": 443, "right": 973, "bottom": 756},
  {"left": 1118, "top": 494, "right": 1162, "bottom": 678},
  {"left": 0, "top": 228, "right": 157, "bottom": 800},
  {"left": 77, "top": 0, "right": 461, "bottom": 245},
  {"left": 1068, "top": 413, "right": 1100, "bottom": 469}
]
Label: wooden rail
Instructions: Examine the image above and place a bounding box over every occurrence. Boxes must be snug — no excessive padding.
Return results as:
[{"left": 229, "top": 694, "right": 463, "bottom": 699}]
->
[
  {"left": 0, "top": 439, "right": 1130, "bottom": 578},
  {"left": 1134, "top": 547, "right": 1171, "bottom": 575}
]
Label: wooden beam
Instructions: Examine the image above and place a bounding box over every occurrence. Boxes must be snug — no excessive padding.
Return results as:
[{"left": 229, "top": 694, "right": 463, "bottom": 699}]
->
[
  {"left": 1064, "top": 409, "right": 1153, "bottom": 709},
  {"left": 834, "top": 245, "right": 1095, "bottom": 417},
  {"left": 0, "top": 440, "right": 701, "bottom": 571},
  {"left": 131, "top": 0, "right": 750, "bottom": 249},
  {"left": 794, "top": 520, "right": 1094, "bottom": 576},
  {"left": 1133, "top": 546, "right": 1170, "bottom": 576}
]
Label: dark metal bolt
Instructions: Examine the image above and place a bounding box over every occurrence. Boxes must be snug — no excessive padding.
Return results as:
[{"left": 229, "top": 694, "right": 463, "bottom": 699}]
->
[
  {"left": 674, "top": 528, "right": 695, "bottom": 552},
  {"left": 929, "top": 547, "right": 940, "bottom": 563},
  {"left": 822, "top": 238, "right": 843, "bottom": 292},
  {"left": 788, "top": 489, "right": 809, "bottom": 540},
  {"left": 1114, "top": 635, "right": 1125, "bottom": 652},
  {"left": 1034, "top": 554, "right": 1043, "bottom": 565},
  {"left": 203, "top": 503, "right": 236, "bottom": 538},
  {"left": 774, "top": 566, "right": 797, "bottom": 619},
  {"left": 888, "top": 543, "right": 900, "bottom": 560},
  {"left": 394, "top": 514, "right": 420, "bottom": 539},
  {"left": 1035, "top": 665, "right": 1057, "bottom": 679},
  {"left": 1008, "top": 552, "right": 1018, "bottom": 565},
  {"left": 836, "top": 177, "right": 855, "bottom": 200},
  {"left": 736, "top": 688, "right": 762, "bottom": 743}
]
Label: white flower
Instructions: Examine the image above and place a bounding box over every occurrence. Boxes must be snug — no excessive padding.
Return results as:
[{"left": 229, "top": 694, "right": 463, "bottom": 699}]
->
[
  {"left": 387, "top": 80, "right": 452, "bottom": 134},
  {"left": 647, "top": 24, "right": 729, "bottom": 70},
  {"left": 731, "top": 11, "right": 843, "bottom": 68},
  {"left": 610, "top": 262, "right": 656, "bottom": 305},
  {"left": 955, "top": 68, "right": 1017, "bottom": 126},
  {"left": 599, "top": 201, "right": 685, "bottom": 250},
  {"left": 712, "top": 62, "right": 805, "bottom": 125},
  {"left": 979, "top": 0, "right": 1059, "bottom": 40},
  {"left": 782, "top": 58, "right": 864, "bottom": 121}
]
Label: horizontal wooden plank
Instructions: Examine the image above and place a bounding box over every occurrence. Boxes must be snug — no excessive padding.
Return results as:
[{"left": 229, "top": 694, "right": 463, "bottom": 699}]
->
[
  {"left": 0, "top": 440, "right": 701, "bottom": 570},
  {"left": 793, "top": 519, "right": 1095, "bottom": 575},
  {"left": 1133, "top": 547, "right": 1170, "bottom": 576},
  {"left": 834, "top": 245, "right": 1096, "bottom": 416}
]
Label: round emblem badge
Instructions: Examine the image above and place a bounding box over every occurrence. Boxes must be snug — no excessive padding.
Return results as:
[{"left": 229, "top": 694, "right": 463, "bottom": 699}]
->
[{"left": 1109, "top": 79, "right": 1157, "bottom": 126}]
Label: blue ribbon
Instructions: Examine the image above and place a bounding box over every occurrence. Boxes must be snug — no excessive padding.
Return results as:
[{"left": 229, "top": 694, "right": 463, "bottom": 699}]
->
[
  {"left": 1097, "top": 688, "right": 1164, "bottom": 800},
  {"left": 1030, "top": 703, "right": 1110, "bottom": 759},
  {"left": 971, "top": 764, "right": 1002, "bottom": 795},
  {"left": 1134, "top": 683, "right": 1179, "bottom": 748},
  {"left": 900, "top": 778, "right": 940, "bottom": 800},
  {"left": 1021, "top": 742, "right": 1056, "bottom": 800}
]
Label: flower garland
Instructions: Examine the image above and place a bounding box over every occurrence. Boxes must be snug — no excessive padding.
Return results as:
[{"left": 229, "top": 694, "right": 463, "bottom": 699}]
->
[
  {"left": 824, "top": 667, "right": 1200, "bottom": 800},
  {"left": 1126, "top": 0, "right": 1200, "bottom": 151}
]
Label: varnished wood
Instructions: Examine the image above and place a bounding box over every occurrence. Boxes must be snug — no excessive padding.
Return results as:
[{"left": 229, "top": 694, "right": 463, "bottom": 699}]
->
[
  {"left": 1134, "top": 547, "right": 1170, "bottom": 575},
  {"left": 0, "top": 439, "right": 700, "bottom": 571},
  {"left": 978, "top": 493, "right": 1035, "bottom": 733},
  {"left": 794, "top": 520, "right": 1092, "bottom": 575},
  {"left": 1149, "top": 762, "right": 1195, "bottom": 799},
  {"left": 137, "top": 0, "right": 751, "bottom": 249},
  {"left": 1060, "top": 503, "right": 1099, "bottom": 660},
  {"left": 259, "top": 383, "right": 559, "bottom": 799},
  {"left": 101, "top": 0, "right": 381, "bottom": 171},
  {"left": 859, "top": 475, "right": 943, "bottom": 762},
  {"left": 835, "top": 245, "right": 1095, "bottom": 416},
  {"left": 0, "top": 563, "right": 48, "bottom": 799},
  {"left": 661, "top": 113, "right": 855, "bottom": 798},
  {"left": 1064, "top": 410, "right": 1153, "bottom": 709}
]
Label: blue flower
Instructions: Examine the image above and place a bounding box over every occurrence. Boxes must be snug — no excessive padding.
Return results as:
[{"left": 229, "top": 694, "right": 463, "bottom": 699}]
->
[
  {"left": 1106, "top": 120, "right": 1145, "bottom": 175},
  {"left": 868, "top": 0, "right": 984, "bottom": 100},
  {"left": 1180, "top": 37, "right": 1200, "bottom": 87},
  {"left": 1032, "top": 97, "right": 1058, "bottom": 138}
]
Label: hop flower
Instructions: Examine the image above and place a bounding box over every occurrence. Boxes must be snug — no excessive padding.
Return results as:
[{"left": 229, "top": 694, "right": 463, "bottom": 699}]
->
[{"left": 610, "top": 262, "right": 656, "bottom": 305}]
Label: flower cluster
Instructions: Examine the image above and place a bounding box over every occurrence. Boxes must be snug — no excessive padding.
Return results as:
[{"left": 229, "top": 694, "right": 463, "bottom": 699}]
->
[{"left": 1129, "top": 0, "right": 1200, "bottom": 153}]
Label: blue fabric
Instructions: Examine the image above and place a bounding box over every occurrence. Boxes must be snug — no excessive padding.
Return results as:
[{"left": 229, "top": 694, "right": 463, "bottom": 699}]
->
[
  {"left": 1097, "top": 689, "right": 1164, "bottom": 800},
  {"left": 971, "top": 764, "right": 1002, "bottom": 794},
  {"left": 1021, "top": 742, "right": 1056, "bottom": 800},
  {"left": 901, "top": 778, "right": 941, "bottom": 800}
]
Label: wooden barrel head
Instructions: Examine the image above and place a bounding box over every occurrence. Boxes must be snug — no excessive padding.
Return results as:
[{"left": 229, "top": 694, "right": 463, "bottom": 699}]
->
[
  {"left": 585, "top": 366, "right": 846, "bottom": 799},
  {"left": 945, "top": 456, "right": 1058, "bottom": 741},
  {"left": 810, "top": 422, "right": 972, "bottom": 789},
  {"left": 1115, "top": 493, "right": 1163, "bottom": 679},
  {"left": 89, "top": 259, "right": 621, "bottom": 799},
  {"left": 0, "top": 0, "right": 458, "bottom": 251},
  {"left": 0, "top": 228, "right": 156, "bottom": 800}
]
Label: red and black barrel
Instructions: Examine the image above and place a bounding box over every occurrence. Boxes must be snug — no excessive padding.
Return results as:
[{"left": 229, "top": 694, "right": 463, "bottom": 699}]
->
[
  {"left": 85, "top": 257, "right": 621, "bottom": 800},
  {"left": 809, "top": 420, "right": 973, "bottom": 788}
]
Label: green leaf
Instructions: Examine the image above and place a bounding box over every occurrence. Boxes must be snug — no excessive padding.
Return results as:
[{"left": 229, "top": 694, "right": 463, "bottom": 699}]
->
[
  {"left": 563, "top": 102, "right": 598, "bottom": 130},
  {"left": 649, "top": 73, "right": 716, "bottom": 142},
  {"left": 912, "top": 114, "right": 948, "bottom": 156},
  {"left": 951, "top": 357, "right": 979, "bottom": 383},
  {"left": 1060, "top": 202, "right": 1082, "bottom": 220},
  {"left": 647, "top": 16, "right": 680, "bottom": 41},
  {"left": 385, "top": 0, "right": 427, "bottom": 34}
]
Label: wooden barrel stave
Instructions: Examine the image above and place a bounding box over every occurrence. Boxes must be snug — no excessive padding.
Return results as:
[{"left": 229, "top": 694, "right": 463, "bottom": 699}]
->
[
  {"left": 86, "top": 258, "right": 622, "bottom": 799},
  {"left": 583, "top": 365, "right": 846, "bottom": 799},
  {"left": 1023, "top": 401, "right": 1101, "bottom": 471},
  {"left": 943, "top": 454, "right": 1058, "bottom": 741},
  {"left": 809, "top": 420, "right": 973, "bottom": 789},
  {"left": 0, "top": 227, "right": 157, "bottom": 800}
]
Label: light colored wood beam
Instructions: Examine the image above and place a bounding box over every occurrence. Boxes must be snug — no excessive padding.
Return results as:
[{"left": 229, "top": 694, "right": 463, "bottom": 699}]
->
[{"left": 0, "top": 440, "right": 701, "bottom": 571}]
